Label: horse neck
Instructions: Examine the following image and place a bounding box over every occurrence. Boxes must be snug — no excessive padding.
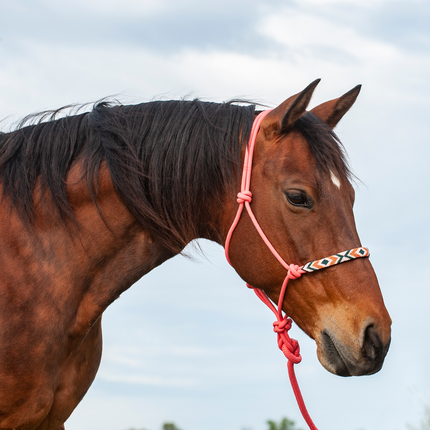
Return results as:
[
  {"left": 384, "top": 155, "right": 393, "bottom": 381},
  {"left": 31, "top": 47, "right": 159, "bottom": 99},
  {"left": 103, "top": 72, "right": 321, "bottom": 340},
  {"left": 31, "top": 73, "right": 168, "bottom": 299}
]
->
[
  {"left": 62, "top": 159, "right": 235, "bottom": 343},
  {"left": 1, "top": 162, "right": 174, "bottom": 346}
]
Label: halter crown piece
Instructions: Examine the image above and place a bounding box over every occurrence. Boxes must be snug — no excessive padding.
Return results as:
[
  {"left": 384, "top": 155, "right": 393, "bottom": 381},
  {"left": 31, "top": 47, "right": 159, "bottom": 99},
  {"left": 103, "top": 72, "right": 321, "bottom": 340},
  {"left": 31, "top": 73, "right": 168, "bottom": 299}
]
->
[{"left": 224, "top": 110, "right": 370, "bottom": 430}]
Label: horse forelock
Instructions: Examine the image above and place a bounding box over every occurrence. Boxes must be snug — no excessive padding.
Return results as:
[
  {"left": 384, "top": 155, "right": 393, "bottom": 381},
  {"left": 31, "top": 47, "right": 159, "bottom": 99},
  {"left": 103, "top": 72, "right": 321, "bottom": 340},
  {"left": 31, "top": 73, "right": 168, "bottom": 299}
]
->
[{"left": 291, "top": 112, "right": 354, "bottom": 185}]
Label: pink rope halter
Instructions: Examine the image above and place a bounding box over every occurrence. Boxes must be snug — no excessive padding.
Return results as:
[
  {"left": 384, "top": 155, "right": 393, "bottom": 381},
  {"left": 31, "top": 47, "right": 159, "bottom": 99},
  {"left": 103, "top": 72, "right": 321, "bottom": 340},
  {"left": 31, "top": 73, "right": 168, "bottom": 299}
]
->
[{"left": 224, "top": 110, "right": 370, "bottom": 430}]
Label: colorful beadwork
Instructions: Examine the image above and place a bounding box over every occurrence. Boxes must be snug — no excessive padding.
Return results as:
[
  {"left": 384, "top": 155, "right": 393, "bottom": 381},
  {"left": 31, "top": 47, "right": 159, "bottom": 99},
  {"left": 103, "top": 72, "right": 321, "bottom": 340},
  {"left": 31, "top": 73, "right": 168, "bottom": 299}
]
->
[{"left": 301, "top": 247, "right": 370, "bottom": 273}]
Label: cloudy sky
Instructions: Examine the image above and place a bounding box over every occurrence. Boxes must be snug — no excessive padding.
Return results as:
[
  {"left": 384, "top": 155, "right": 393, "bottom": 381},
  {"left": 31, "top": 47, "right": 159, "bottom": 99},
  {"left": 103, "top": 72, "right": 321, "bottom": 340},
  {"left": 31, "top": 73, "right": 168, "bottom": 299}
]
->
[{"left": 0, "top": 1, "right": 429, "bottom": 430}]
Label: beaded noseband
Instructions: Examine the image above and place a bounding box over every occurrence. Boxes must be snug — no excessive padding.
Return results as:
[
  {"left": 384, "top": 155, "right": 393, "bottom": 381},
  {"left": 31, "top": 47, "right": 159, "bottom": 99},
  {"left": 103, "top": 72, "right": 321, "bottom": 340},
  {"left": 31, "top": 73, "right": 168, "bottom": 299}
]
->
[{"left": 224, "top": 110, "right": 370, "bottom": 430}]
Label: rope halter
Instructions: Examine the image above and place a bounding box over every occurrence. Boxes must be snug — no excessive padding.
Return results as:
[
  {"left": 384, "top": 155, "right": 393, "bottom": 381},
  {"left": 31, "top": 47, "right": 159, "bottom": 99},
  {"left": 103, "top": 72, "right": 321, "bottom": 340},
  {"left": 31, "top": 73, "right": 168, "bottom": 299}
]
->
[{"left": 224, "top": 110, "right": 370, "bottom": 430}]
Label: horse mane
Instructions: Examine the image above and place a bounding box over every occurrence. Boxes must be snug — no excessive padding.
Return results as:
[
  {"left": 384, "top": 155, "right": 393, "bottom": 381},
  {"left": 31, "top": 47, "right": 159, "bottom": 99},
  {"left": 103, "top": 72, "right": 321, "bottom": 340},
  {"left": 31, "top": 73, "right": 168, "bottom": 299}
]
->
[
  {"left": 0, "top": 100, "right": 255, "bottom": 253},
  {"left": 0, "top": 100, "right": 351, "bottom": 254}
]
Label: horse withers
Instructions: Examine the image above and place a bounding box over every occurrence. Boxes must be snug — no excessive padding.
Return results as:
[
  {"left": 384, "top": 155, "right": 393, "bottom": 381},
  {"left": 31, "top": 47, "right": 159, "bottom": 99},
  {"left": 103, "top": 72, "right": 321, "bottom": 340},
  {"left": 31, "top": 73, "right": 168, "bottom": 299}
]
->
[{"left": 0, "top": 80, "right": 391, "bottom": 429}]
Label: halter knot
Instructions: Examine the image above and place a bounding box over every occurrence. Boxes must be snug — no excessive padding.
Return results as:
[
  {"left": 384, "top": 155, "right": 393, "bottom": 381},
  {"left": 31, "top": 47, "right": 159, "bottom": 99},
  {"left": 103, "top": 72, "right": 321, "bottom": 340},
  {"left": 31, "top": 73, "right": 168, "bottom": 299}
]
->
[
  {"left": 281, "top": 339, "right": 302, "bottom": 364},
  {"left": 237, "top": 191, "right": 252, "bottom": 204},
  {"left": 273, "top": 316, "right": 302, "bottom": 364},
  {"left": 287, "top": 264, "right": 304, "bottom": 280},
  {"left": 273, "top": 317, "right": 292, "bottom": 333}
]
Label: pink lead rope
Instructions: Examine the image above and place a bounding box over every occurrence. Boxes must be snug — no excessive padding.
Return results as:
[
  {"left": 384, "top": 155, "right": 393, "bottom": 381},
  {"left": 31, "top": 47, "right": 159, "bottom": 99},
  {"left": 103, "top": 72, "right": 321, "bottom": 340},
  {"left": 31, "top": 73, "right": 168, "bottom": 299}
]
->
[{"left": 224, "top": 110, "right": 370, "bottom": 430}]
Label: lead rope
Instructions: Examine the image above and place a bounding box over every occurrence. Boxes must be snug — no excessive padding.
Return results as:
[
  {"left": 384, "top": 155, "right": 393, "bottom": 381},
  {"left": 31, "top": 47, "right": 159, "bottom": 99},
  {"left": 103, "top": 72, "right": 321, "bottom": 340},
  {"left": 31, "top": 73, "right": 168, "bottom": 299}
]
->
[{"left": 224, "top": 110, "right": 370, "bottom": 430}]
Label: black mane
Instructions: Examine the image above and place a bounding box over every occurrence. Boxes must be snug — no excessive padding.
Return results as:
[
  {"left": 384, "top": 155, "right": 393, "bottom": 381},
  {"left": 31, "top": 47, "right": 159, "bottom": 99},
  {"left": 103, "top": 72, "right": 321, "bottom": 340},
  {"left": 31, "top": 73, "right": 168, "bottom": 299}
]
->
[
  {"left": 0, "top": 99, "right": 351, "bottom": 254},
  {"left": 0, "top": 100, "right": 255, "bottom": 252}
]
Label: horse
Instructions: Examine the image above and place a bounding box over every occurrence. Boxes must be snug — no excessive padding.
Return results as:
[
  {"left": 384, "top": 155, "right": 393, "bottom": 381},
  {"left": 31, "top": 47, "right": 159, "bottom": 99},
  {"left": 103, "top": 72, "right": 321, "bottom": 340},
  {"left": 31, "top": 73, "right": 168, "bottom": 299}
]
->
[{"left": 0, "top": 80, "right": 391, "bottom": 430}]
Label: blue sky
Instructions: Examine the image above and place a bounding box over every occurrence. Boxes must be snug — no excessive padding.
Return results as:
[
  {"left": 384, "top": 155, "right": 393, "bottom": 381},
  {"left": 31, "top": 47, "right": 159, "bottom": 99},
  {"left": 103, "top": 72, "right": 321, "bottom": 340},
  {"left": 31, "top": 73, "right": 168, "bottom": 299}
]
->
[{"left": 0, "top": 1, "right": 429, "bottom": 430}]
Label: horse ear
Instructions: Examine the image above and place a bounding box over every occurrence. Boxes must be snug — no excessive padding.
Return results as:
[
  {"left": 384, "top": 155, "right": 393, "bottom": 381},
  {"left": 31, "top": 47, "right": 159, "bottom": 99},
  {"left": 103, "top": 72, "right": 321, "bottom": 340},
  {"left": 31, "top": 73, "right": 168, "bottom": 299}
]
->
[
  {"left": 267, "top": 79, "right": 321, "bottom": 133},
  {"left": 310, "top": 85, "right": 361, "bottom": 128}
]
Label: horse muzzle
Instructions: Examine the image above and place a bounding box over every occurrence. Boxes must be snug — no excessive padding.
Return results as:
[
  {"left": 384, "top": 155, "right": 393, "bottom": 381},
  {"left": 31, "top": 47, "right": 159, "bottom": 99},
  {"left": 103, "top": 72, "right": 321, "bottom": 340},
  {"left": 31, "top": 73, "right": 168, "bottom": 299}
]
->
[{"left": 316, "top": 322, "right": 391, "bottom": 377}]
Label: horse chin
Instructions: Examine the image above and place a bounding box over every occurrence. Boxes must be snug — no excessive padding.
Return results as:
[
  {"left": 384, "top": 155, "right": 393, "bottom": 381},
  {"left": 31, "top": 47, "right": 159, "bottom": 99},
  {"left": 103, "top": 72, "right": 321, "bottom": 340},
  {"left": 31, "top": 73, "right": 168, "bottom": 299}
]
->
[{"left": 316, "top": 329, "right": 388, "bottom": 377}]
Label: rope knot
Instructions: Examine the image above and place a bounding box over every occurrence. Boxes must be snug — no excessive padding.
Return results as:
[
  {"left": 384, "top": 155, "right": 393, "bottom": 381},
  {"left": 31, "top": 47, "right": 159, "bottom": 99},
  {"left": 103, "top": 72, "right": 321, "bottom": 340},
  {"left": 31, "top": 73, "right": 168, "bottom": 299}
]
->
[
  {"left": 281, "top": 339, "right": 302, "bottom": 364},
  {"left": 237, "top": 191, "right": 252, "bottom": 204},
  {"left": 273, "top": 316, "right": 292, "bottom": 333},
  {"left": 273, "top": 316, "right": 302, "bottom": 364},
  {"left": 287, "top": 264, "right": 304, "bottom": 280}
]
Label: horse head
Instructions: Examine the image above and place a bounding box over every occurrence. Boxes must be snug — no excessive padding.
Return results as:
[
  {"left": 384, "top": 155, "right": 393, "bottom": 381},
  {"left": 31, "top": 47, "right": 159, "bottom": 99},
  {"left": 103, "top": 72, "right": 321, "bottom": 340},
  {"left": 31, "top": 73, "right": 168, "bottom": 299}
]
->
[{"left": 224, "top": 80, "right": 391, "bottom": 377}]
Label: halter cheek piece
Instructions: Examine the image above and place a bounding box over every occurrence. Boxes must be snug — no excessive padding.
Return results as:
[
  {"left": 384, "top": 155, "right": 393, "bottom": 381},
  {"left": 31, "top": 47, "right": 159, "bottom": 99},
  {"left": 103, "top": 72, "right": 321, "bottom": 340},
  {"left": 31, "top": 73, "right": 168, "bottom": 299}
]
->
[{"left": 224, "top": 110, "right": 370, "bottom": 430}]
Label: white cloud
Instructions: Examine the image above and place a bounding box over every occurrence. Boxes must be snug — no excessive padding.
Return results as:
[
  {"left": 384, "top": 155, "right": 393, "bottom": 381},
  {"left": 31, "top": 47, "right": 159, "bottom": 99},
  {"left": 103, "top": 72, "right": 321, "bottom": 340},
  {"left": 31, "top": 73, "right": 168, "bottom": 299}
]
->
[{"left": 257, "top": 7, "right": 401, "bottom": 73}]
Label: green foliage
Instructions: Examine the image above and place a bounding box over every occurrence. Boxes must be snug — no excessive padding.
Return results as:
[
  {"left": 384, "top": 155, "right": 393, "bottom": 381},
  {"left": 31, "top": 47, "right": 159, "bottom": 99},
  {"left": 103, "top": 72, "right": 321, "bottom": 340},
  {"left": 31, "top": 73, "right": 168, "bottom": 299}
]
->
[
  {"left": 127, "top": 417, "right": 304, "bottom": 430},
  {"left": 162, "top": 423, "right": 181, "bottom": 430},
  {"left": 266, "top": 417, "right": 302, "bottom": 430},
  {"left": 126, "top": 422, "right": 180, "bottom": 430}
]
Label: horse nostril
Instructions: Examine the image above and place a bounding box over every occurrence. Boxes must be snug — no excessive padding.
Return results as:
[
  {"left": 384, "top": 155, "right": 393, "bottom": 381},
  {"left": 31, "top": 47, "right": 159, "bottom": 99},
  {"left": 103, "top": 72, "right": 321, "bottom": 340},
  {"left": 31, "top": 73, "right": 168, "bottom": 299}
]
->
[{"left": 362, "top": 324, "right": 383, "bottom": 362}]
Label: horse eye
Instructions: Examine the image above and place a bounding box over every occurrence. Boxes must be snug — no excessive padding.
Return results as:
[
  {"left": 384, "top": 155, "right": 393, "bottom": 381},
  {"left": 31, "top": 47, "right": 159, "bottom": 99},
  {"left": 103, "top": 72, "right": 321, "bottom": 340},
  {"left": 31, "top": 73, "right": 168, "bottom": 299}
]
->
[{"left": 285, "top": 191, "right": 313, "bottom": 209}]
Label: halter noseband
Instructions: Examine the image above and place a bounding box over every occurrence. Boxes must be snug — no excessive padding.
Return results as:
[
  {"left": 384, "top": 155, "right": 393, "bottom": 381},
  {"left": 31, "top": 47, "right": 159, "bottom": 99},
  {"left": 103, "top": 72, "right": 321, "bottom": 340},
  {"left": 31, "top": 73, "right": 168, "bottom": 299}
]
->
[{"left": 224, "top": 110, "right": 370, "bottom": 430}]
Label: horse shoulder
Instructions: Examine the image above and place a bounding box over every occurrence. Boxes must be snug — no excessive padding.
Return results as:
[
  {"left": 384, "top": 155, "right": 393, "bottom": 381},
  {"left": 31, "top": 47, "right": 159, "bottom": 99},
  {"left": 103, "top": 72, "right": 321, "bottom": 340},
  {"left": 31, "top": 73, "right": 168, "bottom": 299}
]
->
[{"left": 0, "top": 162, "right": 172, "bottom": 428}]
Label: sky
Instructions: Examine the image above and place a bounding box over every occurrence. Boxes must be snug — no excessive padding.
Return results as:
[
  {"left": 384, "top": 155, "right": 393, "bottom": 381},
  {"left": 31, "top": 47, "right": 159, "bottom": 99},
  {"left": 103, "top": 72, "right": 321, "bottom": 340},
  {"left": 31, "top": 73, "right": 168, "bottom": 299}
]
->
[{"left": 0, "top": 1, "right": 429, "bottom": 430}]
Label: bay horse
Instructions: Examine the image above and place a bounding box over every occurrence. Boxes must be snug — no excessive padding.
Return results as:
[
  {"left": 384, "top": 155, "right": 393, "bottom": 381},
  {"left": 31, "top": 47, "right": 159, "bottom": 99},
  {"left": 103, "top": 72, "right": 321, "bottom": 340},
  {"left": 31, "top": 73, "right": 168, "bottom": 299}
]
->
[{"left": 0, "top": 80, "right": 391, "bottom": 430}]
